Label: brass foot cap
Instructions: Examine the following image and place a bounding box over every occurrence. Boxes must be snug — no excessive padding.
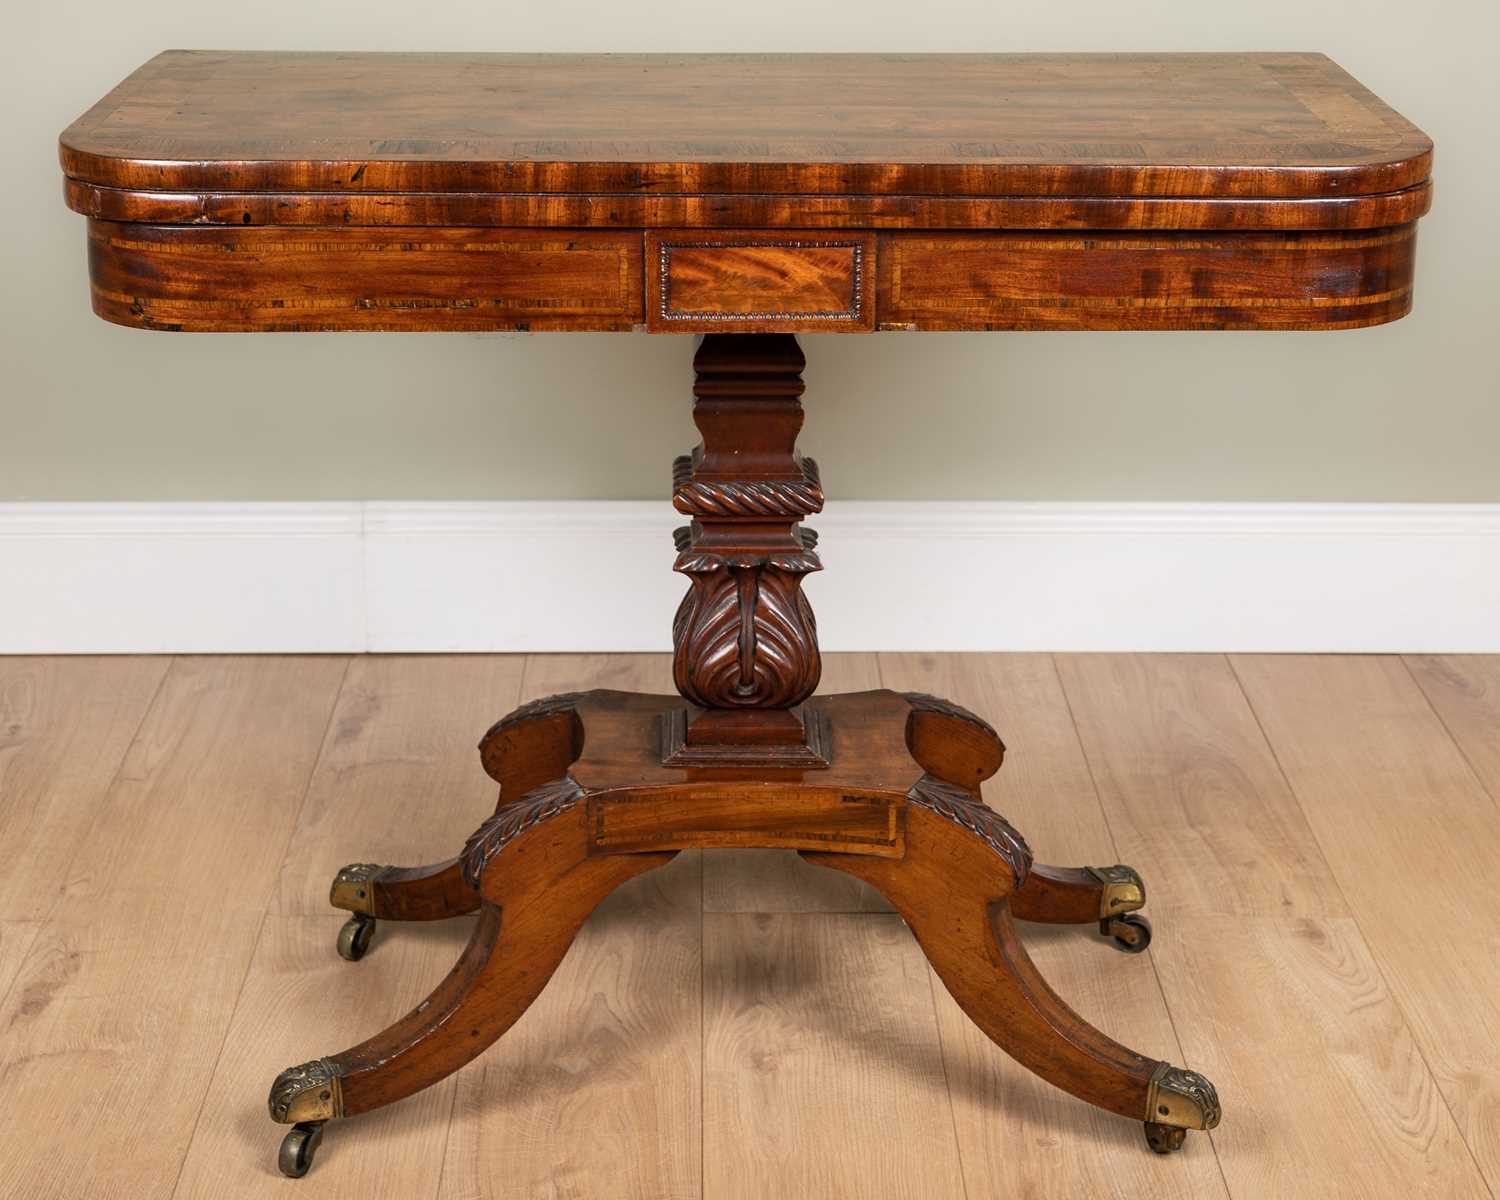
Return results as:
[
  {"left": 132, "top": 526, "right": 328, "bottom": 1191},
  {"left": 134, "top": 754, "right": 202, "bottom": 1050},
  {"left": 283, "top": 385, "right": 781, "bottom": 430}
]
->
[
  {"left": 1088, "top": 864, "right": 1146, "bottom": 917},
  {"left": 268, "top": 1058, "right": 344, "bottom": 1125},
  {"left": 1146, "top": 1063, "right": 1221, "bottom": 1131},
  {"left": 329, "top": 863, "right": 391, "bottom": 914}
]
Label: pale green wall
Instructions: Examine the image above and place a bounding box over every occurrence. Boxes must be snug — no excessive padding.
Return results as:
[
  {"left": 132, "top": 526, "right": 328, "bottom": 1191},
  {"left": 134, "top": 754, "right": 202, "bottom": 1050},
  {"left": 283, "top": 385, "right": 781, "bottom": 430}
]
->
[{"left": 4, "top": 2, "right": 1493, "bottom": 502}]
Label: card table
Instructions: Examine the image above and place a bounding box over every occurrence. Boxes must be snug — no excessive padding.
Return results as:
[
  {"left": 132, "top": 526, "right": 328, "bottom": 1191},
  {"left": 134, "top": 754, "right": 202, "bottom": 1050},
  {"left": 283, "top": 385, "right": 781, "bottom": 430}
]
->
[{"left": 59, "top": 51, "right": 1432, "bottom": 1177}]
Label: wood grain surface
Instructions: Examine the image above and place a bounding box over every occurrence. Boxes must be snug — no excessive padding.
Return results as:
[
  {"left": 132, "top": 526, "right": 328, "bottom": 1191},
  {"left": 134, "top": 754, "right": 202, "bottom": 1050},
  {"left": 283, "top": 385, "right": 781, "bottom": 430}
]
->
[
  {"left": 703, "top": 913, "right": 965, "bottom": 1199},
  {"left": 1405, "top": 654, "right": 1500, "bottom": 791},
  {"left": 0, "top": 657, "right": 173, "bottom": 1111},
  {"left": 0, "top": 656, "right": 169, "bottom": 921},
  {"left": 85, "top": 223, "right": 644, "bottom": 333},
  {"left": 61, "top": 52, "right": 1431, "bottom": 199},
  {"left": 3, "top": 652, "right": 1496, "bottom": 1197},
  {"left": 0, "top": 657, "right": 348, "bottom": 1199},
  {"left": 1059, "top": 654, "right": 1489, "bottom": 1198},
  {"left": 647, "top": 232, "right": 874, "bottom": 332},
  {"left": 64, "top": 177, "right": 1433, "bottom": 232},
  {"left": 82, "top": 219, "right": 1419, "bottom": 334},
  {"left": 1052, "top": 654, "right": 1347, "bottom": 920},
  {"left": 0, "top": 921, "right": 39, "bottom": 1018},
  {"left": 876, "top": 226, "right": 1418, "bottom": 331},
  {"left": 1231, "top": 655, "right": 1500, "bottom": 1187}
]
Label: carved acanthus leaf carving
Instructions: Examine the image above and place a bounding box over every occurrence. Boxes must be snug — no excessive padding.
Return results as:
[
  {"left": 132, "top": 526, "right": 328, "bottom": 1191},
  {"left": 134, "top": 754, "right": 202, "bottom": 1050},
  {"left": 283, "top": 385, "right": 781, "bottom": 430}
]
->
[
  {"left": 329, "top": 862, "right": 392, "bottom": 913},
  {"left": 332, "top": 862, "right": 387, "bottom": 887},
  {"left": 907, "top": 774, "right": 1032, "bottom": 887},
  {"left": 461, "top": 777, "right": 587, "bottom": 889},
  {"left": 268, "top": 1057, "right": 344, "bottom": 1124},
  {"left": 1148, "top": 1065, "right": 1223, "bottom": 1130},
  {"left": 479, "top": 692, "right": 586, "bottom": 747},
  {"left": 902, "top": 692, "right": 1001, "bottom": 744},
  {"left": 672, "top": 549, "right": 821, "bottom": 709}
]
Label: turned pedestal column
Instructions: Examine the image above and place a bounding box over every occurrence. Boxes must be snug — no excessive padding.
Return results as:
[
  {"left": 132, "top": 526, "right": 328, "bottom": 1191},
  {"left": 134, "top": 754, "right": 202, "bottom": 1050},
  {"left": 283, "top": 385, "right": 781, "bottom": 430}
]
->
[{"left": 666, "top": 333, "right": 829, "bottom": 765}]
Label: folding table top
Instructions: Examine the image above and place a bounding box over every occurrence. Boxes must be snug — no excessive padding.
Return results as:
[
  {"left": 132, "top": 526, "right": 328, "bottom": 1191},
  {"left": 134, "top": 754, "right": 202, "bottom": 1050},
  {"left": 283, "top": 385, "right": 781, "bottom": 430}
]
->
[
  {"left": 61, "top": 51, "right": 1432, "bottom": 201},
  {"left": 58, "top": 51, "right": 1434, "bottom": 334}
]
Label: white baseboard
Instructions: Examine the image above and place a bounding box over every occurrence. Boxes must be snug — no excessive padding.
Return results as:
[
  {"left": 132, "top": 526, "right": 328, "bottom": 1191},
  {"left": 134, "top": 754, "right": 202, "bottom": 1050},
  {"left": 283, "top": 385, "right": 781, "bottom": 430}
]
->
[{"left": 2, "top": 501, "right": 1497, "bottom": 653}]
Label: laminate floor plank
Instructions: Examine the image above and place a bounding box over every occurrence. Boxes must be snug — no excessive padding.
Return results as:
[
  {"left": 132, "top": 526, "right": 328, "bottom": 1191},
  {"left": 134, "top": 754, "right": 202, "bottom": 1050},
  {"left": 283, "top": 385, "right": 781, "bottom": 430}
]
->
[
  {"left": 1405, "top": 654, "right": 1500, "bottom": 803},
  {"left": 1059, "top": 653, "right": 1487, "bottom": 1199},
  {"left": 880, "top": 653, "right": 1224, "bottom": 1198},
  {"left": 176, "top": 654, "right": 525, "bottom": 1197},
  {"left": 0, "top": 657, "right": 165, "bottom": 1064},
  {"left": 1054, "top": 653, "right": 1346, "bottom": 920},
  {"left": 438, "top": 653, "right": 701, "bottom": 1200},
  {"left": 0, "top": 920, "right": 41, "bottom": 1008},
  {"left": 0, "top": 655, "right": 170, "bottom": 920},
  {"left": 704, "top": 653, "right": 889, "bottom": 914},
  {"left": 0, "top": 655, "right": 348, "bottom": 1200},
  {"left": 703, "top": 912, "right": 966, "bottom": 1200},
  {"left": 524, "top": 651, "right": 674, "bottom": 698},
  {"left": 1152, "top": 913, "right": 1488, "bottom": 1200},
  {"left": 1232, "top": 653, "right": 1500, "bottom": 1189}
]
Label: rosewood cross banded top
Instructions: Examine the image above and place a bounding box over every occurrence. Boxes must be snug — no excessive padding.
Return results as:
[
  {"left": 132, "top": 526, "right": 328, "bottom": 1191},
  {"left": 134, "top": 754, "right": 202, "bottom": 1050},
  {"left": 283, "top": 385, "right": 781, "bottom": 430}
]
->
[{"left": 60, "top": 51, "right": 1431, "bottom": 1179}]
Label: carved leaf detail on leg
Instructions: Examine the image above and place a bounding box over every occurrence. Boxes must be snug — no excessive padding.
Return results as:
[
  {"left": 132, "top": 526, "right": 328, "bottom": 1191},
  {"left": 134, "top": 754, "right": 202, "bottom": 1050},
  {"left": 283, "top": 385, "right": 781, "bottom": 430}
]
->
[
  {"left": 461, "top": 777, "right": 587, "bottom": 888},
  {"left": 907, "top": 773, "right": 1032, "bottom": 888},
  {"left": 480, "top": 691, "right": 586, "bottom": 745},
  {"left": 902, "top": 692, "right": 1003, "bottom": 746}
]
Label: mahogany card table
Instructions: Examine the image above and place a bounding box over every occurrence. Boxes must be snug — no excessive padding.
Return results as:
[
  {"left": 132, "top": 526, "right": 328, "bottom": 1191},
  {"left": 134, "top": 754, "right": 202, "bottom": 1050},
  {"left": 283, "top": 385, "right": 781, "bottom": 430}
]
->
[{"left": 60, "top": 51, "right": 1433, "bottom": 1177}]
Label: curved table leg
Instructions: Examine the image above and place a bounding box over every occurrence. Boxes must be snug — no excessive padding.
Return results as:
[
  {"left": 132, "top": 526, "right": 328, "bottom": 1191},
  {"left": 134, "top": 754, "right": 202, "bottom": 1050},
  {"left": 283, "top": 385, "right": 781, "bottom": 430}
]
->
[
  {"left": 1010, "top": 863, "right": 1154, "bottom": 953},
  {"left": 805, "top": 804, "right": 1219, "bottom": 1151},
  {"left": 330, "top": 858, "right": 474, "bottom": 922},
  {"left": 269, "top": 799, "right": 675, "bottom": 1176},
  {"left": 327, "top": 858, "right": 476, "bottom": 960}
]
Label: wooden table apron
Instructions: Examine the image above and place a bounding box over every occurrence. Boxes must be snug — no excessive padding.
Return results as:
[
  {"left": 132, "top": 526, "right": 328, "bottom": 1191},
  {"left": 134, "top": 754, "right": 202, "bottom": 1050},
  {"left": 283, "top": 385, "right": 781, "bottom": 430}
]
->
[{"left": 58, "top": 50, "right": 1431, "bottom": 1178}]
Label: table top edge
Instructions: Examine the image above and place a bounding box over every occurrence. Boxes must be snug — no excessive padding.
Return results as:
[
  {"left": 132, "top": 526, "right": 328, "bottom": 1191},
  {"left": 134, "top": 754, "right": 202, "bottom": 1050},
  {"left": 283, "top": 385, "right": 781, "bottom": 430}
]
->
[{"left": 58, "top": 49, "right": 1434, "bottom": 201}]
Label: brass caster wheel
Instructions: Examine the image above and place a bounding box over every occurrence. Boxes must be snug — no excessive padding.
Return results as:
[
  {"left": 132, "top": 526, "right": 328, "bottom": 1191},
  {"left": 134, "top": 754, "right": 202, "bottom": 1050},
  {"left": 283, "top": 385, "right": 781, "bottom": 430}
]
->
[
  {"left": 337, "top": 913, "right": 377, "bottom": 961},
  {"left": 278, "top": 1121, "right": 325, "bottom": 1178},
  {"left": 1144, "top": 1121, "right": 1187, "bottom": 1153},
  {"left": 1102, "top": 912, "right": 1152, "bottom": 953}
]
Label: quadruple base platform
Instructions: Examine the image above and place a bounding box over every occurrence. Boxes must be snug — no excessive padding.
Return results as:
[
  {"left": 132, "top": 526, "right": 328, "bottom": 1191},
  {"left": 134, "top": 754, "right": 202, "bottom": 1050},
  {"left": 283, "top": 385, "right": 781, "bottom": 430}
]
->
[{"left": 268, "top": 688, "right": 1221, "bottom": 1176}]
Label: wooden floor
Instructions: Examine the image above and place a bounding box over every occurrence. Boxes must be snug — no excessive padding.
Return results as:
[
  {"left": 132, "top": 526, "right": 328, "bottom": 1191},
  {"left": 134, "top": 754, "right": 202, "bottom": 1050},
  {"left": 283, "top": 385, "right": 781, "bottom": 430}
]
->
[{"left": 2, "top": 653, "right": 1498, "bottom": 1199}]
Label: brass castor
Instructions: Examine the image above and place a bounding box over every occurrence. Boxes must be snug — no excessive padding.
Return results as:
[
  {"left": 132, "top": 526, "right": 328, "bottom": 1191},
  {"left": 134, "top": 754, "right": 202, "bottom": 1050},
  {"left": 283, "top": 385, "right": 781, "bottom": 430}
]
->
[
  {"left": 278, "top": 1121, "right": 325, "bottom": 1177},
  {"left": 1102, "top": 912, "right": 1152, "bottom": 953},
  {"left": 336, "top": 913, "right": 377, "bottom": 962},
  {"left": 1144, "top": 1121, "right": 1187, "bottom": 1153}
]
